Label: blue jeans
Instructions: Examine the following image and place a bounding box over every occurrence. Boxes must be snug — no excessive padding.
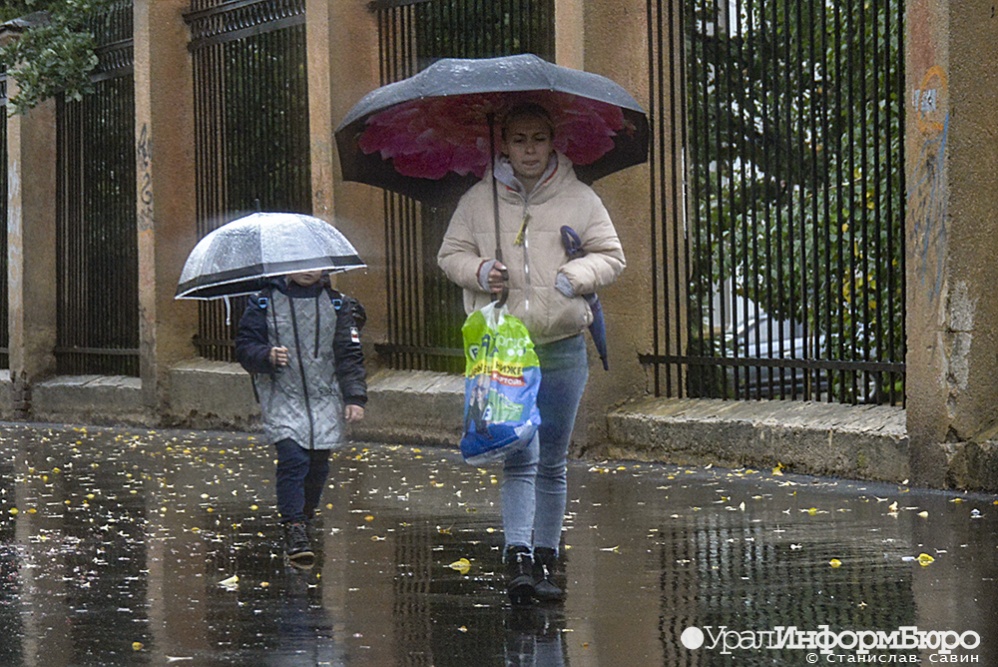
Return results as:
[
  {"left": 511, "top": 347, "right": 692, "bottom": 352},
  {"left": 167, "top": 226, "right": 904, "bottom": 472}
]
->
[
  {"left": 274, "top": 438, "right": 331, "bottom": 523},
  {"left": 502, "top": 334, "right": 588, "bottom": 554}
]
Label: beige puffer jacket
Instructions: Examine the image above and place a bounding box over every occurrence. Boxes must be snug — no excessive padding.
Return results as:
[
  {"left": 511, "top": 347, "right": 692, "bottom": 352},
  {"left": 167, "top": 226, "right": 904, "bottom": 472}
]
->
[{"left": 438, "top": 152, "right": 625, "bottom": 345}]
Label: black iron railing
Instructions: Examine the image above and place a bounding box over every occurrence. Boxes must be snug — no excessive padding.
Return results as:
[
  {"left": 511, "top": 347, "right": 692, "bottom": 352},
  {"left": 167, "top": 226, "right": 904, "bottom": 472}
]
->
[
  {"left": 54, "top": 1, "right": 138, "bottom": 376},
  {"left": 185, "top": 0, "right": 311, "bottom": 361},
  {"left": 645, "top": 0, "right": 906, "bottom": 405}
]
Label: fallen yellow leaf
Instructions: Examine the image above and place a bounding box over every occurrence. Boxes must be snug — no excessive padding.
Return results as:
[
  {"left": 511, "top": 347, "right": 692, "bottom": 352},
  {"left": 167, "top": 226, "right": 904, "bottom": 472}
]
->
[
  {"left": 829, "top": 558, "right": 842, "bottom": 568},
  {"left": 449, "top": 558, "right": 471, "bottom": 575},
  {"left": 917, "top": 553, "right": 935, "bottom": 567}
]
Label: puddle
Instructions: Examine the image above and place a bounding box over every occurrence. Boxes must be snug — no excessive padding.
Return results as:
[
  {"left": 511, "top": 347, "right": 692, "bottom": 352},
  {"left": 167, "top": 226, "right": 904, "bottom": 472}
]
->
[{"left": 0, "top": 424, "right": 994, "bottom": 665}]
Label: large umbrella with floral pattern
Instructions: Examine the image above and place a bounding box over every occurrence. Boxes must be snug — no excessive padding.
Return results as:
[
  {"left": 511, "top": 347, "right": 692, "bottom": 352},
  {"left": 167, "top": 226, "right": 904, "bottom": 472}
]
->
[{"left": 335, "top": 54, "right": 648, "bottom": 205}]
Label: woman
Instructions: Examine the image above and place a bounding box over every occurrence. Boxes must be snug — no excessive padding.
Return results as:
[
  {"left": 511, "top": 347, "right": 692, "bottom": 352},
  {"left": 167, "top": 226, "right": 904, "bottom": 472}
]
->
[{"left": 437, "top": 103, "right": 625, "bottom": 604}]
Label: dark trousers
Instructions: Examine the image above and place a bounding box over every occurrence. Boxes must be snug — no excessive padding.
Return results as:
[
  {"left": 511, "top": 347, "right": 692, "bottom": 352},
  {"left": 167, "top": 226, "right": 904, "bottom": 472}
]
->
[{"left": 274, "top": 438, "right": 331, "bottom": 523}]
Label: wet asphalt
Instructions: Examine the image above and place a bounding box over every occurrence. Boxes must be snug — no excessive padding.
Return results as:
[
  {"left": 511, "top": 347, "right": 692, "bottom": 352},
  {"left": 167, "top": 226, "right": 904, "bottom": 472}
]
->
[{"left": 0, "top": 422, "right": 995, "bottom": 666}]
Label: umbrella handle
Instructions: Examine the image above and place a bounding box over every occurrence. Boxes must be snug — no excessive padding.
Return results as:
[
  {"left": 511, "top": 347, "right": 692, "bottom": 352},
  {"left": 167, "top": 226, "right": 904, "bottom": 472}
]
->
[
  {"left": 494, "top": 267, "right": 509, "bottom": 309},
  {"left": 487, "top": 112, "right": 503, "bottom": 266},
  {"left": 486, "top": 113, "right": 507, "bottom": 309}
]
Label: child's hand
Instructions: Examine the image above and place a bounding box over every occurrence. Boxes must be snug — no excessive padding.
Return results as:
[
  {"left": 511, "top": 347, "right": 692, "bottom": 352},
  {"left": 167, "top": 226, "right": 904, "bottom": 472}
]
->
[
  {"left": 269, "top": 346, "right": 289, "bottom": 367},
  {"left": 344, "top": 404, "right": 365, "bottom": 423}
]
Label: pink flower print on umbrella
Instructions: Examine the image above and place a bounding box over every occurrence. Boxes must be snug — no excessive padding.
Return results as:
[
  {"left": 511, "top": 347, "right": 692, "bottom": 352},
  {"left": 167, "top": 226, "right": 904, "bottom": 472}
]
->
[
  {"left": 336, "top": 54, "right": 649, "bottom": 204},
  {"left": 358, "top": 91, "right": 629, "bottom": 181},
  {"left": 359, "top": 96, "right": 497, "bottom": 179}
]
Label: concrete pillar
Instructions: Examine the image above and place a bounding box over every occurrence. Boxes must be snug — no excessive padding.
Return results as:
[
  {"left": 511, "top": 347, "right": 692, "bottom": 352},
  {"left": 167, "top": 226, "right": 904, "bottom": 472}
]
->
[
  {"left": 326, "top": 1, "right": 386, "bottom": 365},
  {"left": 904, "top": 0, "right": 998, "bottom": 484},
  {"left": 558, "top": 1, "right": 654, "bottom": 447},
  {"left": 7, "top": 90, "right": 57, "bottom": 413},
  {"left": 555, "top": 0, "right": 585, "bottom": 69},
  {"left": 307, "top": 0, "right": 337, "bottom": 222},
  {"left": 132, "top": 0, "right": 198, "bottom": 413}
]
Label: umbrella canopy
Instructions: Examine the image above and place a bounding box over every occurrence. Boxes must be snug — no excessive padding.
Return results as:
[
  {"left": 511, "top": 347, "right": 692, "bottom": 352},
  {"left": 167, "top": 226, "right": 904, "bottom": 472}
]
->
[
  {"left": 561, "top": 225, "right": 609, "bottom": 371},
  {"left": 175, "top": 212, "right": 365, "bottom": 300},
  {"left": 336, "top": 54, "right": 649, "bottom": 204}
]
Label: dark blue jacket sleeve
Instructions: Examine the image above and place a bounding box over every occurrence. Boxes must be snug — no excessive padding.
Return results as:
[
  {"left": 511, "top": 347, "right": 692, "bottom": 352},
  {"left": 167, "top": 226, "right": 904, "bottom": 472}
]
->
[
  {"left": 235, "top": 293, "right": 275, "bottom": 374},
  {"left": 333, "top": 295, "right": 368, "bottom": 406}
]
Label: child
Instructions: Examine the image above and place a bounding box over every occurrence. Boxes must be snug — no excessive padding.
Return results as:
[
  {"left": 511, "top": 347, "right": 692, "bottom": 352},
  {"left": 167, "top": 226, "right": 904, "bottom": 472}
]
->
[{"left": 235, "top": 269, "right": 367, "bottom": 565}]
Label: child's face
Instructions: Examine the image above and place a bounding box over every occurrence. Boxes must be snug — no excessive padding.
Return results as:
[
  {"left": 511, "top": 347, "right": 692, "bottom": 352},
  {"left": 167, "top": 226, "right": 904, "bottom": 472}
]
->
[{"left": 288, "top": 270, "right": 323, "bottom": 286}]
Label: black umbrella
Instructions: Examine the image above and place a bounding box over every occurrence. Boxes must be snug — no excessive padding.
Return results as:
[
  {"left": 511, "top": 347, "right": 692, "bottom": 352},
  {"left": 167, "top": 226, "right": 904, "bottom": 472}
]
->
[
  {"left": 561, "top": 225, "right": 609, "bottom": 371},
  {"left": 335, "top": 54, "right": 649, "bottom": 205}
]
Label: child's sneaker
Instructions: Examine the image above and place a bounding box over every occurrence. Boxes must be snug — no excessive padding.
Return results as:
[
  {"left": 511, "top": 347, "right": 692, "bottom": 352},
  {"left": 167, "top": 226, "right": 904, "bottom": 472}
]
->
[{"left": 283, "top": 521, "right": 314, "bottom": 564}]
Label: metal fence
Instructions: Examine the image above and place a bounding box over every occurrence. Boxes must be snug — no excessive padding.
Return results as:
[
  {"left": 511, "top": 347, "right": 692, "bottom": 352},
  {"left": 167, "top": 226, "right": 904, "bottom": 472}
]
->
[
  {"left": 185, "top": 0, "right": 311, "bottom": 361},
  {"left": 0, "top": 75, "right": 7, "bottom": 370},
  {"left": 54, "top": 1, "right": 138, "bottom": 376},
  {"left": 371, "top": 0, "right": 555, "bottom": 373},
  {"left": 645, "top": 0, "right": 906, "bottom": 405}
]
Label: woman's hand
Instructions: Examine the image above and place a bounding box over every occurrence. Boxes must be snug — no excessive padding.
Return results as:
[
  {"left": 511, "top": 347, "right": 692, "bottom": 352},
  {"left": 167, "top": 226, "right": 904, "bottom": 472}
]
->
[{"left": 487, "top": 262, "right": 508, "bottom": 294}]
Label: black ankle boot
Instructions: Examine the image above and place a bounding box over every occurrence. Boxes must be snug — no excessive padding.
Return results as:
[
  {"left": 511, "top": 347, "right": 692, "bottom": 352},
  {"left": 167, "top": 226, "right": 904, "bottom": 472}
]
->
[
  {"left": 532, "top": 547, "right": 564, "bottom": 602},
  {"left": 283, "top": 521, "right": 315, "bottom": 565},
  {"left": 504, "top": 546, "right": 535, "bottom": 605}
]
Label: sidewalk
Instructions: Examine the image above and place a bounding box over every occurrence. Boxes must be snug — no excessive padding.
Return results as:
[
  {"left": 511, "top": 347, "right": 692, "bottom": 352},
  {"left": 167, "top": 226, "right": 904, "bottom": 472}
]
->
[
  {"left": 356, "top": 369, "right": 998, "bottom": 492},
  {"left": 13, "top": 366, "right": 998, "bottom": 491},
  {"left": 0, "top": 422, "right": 994, "bottom": 666}
]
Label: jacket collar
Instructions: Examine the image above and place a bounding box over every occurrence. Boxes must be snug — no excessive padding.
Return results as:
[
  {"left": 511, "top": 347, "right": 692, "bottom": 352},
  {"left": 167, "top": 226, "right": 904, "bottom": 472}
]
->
[
  {"left": 273, "top": 274, "right": 329, "bottom": 297},
  {"left": 492, "top": 152, "right": 570, "bottom": 203}
]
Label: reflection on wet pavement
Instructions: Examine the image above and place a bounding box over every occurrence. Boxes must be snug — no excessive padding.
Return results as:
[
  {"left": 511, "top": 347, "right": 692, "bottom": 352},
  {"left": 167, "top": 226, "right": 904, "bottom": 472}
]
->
[{"left": 0, "top": 423, "right": 995, "bottom": 666}]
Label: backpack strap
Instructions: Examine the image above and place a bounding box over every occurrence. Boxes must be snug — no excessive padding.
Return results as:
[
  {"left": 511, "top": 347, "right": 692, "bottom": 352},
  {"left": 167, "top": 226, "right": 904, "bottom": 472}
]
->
[{"left": 325, "top": 285, "right": 367, "bottom": 331}]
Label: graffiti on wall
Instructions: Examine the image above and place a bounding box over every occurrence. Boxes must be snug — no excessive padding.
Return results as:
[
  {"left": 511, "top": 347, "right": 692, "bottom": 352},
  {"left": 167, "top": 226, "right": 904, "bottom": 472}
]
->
[
  {"left": 137, "top": 122, "right": 153, "bottom": 233},
  {"left": 907, "top": 65, "right": 949, "bottom": 305}
]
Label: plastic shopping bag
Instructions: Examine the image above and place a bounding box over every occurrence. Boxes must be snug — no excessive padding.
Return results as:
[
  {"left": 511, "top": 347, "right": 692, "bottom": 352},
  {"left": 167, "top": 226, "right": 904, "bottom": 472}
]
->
[{"left": 459, "top": 301, "right": 541, "bottom": 466}]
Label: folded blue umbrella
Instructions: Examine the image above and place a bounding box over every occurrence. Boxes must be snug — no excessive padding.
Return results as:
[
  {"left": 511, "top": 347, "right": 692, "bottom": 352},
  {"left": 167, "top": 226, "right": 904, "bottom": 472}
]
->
[{"left": 560, "top": 226, "right": 609, "bottom": 371}]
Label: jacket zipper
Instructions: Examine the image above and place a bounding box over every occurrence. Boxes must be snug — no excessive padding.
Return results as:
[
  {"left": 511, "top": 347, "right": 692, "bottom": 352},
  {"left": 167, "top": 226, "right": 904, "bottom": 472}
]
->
[
  {"left": 287, "top": 296, "right": 316, "bottom": 450},
  {"left": 519, "top": 200, "right": 532, "bottom": 313}
]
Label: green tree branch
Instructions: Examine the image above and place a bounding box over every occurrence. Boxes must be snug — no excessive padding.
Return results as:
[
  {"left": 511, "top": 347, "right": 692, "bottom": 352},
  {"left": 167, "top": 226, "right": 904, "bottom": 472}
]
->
[{"left": 0, "top": 0, "right": 115, "bottom": 115}]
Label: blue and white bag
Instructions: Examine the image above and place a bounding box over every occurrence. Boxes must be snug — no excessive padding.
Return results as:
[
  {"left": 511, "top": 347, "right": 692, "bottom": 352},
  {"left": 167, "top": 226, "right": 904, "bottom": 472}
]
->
[{"left": 460, "top": 301, "right": 541, "bottom": 465}]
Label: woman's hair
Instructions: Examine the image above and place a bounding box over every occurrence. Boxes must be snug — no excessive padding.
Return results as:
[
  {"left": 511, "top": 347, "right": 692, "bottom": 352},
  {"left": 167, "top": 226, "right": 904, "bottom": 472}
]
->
[{"left": 500, "top": 102, "right": 556, "bottom": 140}]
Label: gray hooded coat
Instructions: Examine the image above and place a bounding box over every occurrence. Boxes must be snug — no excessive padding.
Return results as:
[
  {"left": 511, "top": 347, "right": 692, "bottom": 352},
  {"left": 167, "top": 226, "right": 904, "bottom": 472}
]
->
[{"left": 235, "top": 278, "right": 367, "bottom": 450}]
